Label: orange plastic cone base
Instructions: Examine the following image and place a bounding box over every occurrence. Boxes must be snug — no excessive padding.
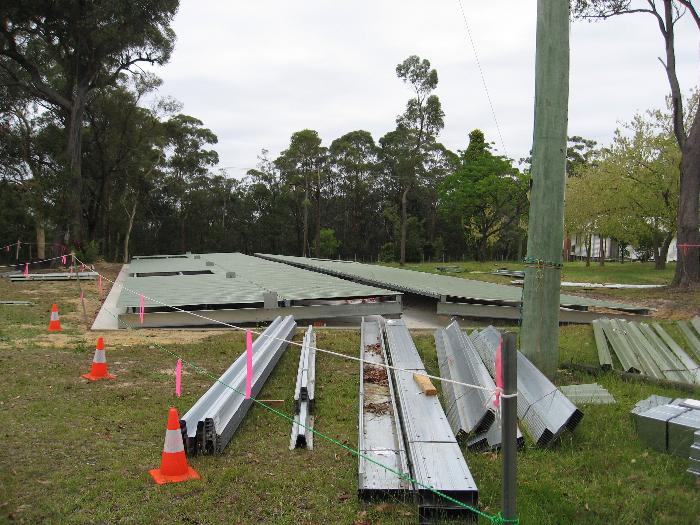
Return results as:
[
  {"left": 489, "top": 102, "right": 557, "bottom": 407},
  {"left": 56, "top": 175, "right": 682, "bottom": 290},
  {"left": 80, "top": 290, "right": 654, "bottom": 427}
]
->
[
  {"left": 48, "top": 320, "right": 62, "bottom": 332},
  {"left": 81, "top": 371, "right": 116, "bottom": 381},
  {"left": 149, "top": 465, "right": 200, "bottom": 485},
  {"left": 81, "top": 361, "right": 115, "bottom": 381}
]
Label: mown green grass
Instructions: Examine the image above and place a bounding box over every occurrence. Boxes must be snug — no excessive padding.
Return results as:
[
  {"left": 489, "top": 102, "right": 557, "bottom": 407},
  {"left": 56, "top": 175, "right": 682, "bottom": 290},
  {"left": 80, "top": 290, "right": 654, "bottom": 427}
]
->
[{"left": 1, "top": 274, "right": 699, "bottom": 524}]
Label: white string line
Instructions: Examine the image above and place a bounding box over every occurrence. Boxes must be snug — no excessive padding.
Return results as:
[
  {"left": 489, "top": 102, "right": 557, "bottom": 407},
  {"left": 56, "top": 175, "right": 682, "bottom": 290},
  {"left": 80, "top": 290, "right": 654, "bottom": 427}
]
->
[
  {"left": 456, "top": 0, "right": 508, "bottom": 157},
  {"left": 75, "top": 255, "right": 517, "bottom": 398},
  {"left": 0, "top": 253, "right": 76, "bottom": 269}
]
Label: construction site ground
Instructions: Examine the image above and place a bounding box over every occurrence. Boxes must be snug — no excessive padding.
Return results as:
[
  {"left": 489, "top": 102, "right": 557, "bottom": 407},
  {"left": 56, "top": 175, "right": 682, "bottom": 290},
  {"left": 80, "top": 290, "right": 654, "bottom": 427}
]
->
[{"left": 0, "top": 261, "right": 698, "bottom": 524}]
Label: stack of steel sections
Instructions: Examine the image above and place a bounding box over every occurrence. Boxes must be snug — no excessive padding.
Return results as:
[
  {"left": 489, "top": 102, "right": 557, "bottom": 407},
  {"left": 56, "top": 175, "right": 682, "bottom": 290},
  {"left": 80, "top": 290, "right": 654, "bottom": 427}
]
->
[
  {"left": 434, "top": 321, "right": 495, "bottom": 438},
  {"left": 634, "top": 404, "right": 690, "bottom": 453},
  {"left": 385, "top": 319, "right": 478, "bottom": 519},
  {"left": 689, "top": 430, "right": 700, "bottom": 477},
  {"left": 632, "top": 397, "right": 700, "bottom": 458},
  {"left": 559, "top": 384, "right": 616, "bottom": 405},
  {"left": 290, "top": 325, "right": 317, "bottom": 449},
  {"left": 357, "top": 318, "right": 412, "bottom": 499},
  {"left": 598, "top": 319, "right": 642, "bottom": 373},
  {"left": 180, "top": 316, "right": 296, "bottom": 455},
  {"left": 676, "top": 320, "right": 700, "bottom": 361},
  {"left": 650, "top": 324, "right": 700, "bottom": 385},
  {"left": 470, "top": 326, "right": 583, "bottom": 446}
]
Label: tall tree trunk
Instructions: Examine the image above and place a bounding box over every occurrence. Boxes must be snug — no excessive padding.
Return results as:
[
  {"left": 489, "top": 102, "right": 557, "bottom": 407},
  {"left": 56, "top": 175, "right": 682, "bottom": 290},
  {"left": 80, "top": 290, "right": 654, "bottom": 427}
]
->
[
  {"left": 656, "top": 232, "right": 675, "bottom": 271},
  {"left": 599, "top": 235, "right": 605, "bottom": 266},
  {"left": 314, "top": 168, "right": 321, "bottom": 258},
  {"left": 400, "top": 186, "right": 410, "bottom": 265},
  {"left": 65, "top": 92, "right": 87, "bottom": 245},
  {"left": 586, "top": 234, "right": 592, "bottom": 267},
  {"left": 35, "top": 220, "right": 45, "bottom": 260},
  {"left": 302, "top": 175, "right": 309, "bottom": 257},
  {"left": 673, "top": 113, "right": 700, "bottom": 285},
  {"left": 123, "top": 194, "right": 138, "bottom": 263}
]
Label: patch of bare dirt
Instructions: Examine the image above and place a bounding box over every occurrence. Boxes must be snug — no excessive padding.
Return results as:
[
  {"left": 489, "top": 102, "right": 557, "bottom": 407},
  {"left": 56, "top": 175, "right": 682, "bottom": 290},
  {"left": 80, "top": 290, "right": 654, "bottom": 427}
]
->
[
  {"left": 363, "top": 364, "right": 388, "bottom": 386},
  {"left": 364, "top": 401, "right": 391, "bottom": 415}
]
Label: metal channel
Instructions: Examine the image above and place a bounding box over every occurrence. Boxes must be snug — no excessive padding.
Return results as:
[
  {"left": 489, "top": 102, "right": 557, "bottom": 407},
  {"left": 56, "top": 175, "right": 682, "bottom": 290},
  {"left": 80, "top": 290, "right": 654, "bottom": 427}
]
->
[
  {"left": 558, "top": 384, "right": 616, "bottom": 405},
  {"left": 439, "top": 321, "right": 496, "bottom": 436},
  {"left": 592, "top": 319, "right": 613, "bottom": 370},
  {"left": 384, "top": 318, "right": 478, "bottom": 518},
  {"left": 637, "top": 323, "right": 692, "bottom": 384},
  {"left": 621, "top": 321, "right": 665, "bottom": 379},
  {"left": 651, "top": 324, "right": 700, "bottom": 385},
  {"left": 599, "top": 319, "right": 641, "bottom": 373},
  {"left": 358, "top": 318, "right": 412, "bottom": 499},
  {"left": 290, "top": 326, "right": 317, "bottom": 449},
  {"left": 180, "top": 315, "right": 296, "bottom": 455},
  {"left": 470, "top": 326, "right": 583, "bottom": 446},
  {"left": 10, "top": 271, "right": 98, "bottom": 281},
  {"left": 677, "top": 321, "right": 700, "bottom": 361},
  {"left": 692, "top": 317, "right": 700, "bottom": 339}
]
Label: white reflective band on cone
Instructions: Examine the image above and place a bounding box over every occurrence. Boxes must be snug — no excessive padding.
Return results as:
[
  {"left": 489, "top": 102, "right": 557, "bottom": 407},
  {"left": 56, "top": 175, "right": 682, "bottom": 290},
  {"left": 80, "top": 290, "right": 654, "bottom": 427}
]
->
[
  {"left": 50, "top": 312, "right": 59, "bottom": 321},
  {"left": 163, "top": 429, "right": 184, "bottom": 453},
  {"left": 93, "top": 349, "right": 106, "bottom": 363}
]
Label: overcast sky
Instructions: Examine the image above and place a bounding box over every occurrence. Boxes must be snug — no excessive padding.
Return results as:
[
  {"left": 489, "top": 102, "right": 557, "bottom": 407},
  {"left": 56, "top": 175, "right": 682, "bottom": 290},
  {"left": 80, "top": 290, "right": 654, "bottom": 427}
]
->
[{"left": 151, "top": 1, "right": 699, "bottom": 176}]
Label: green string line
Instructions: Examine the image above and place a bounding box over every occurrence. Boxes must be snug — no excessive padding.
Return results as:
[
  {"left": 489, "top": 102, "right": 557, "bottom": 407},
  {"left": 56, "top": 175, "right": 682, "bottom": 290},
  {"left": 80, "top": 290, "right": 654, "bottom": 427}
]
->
[{"left": 90, "top": 278, "right": 520, "bottom": 523}]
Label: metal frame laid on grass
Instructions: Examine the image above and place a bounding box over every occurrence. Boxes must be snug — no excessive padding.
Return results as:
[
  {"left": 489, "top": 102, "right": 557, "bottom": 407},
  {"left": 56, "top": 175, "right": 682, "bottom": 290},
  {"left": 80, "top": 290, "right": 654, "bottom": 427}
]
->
[
  {"left": 471, "top": 326, "right": 583, "bottom": 446},
  {"left": 358, "top": 318, "right": 413, "bottom": 499},
  {"left": 10, "top": 271, "right": 97, "bottom": 281},
  {"left": 651, "top": 324, "right": 700, "bottom": 385},
  {"left": 290, "top": 325, "right": 316, "bottom": 449},
  {"left": 180, "top": 316, "right": 296, "bottom": 455},
  {"left": 592, "top": 319, "right": 613, "bottom": 370},
  {"left": 599, "top": 319, "right": 642, "bottom": 373},
  {"left": 435, "top": 321, "right": 495, "bottom": 438},
  {"left": 677, "top": 321, "right": 700, "bottom": 361},
  {"left": 385, "top": 318, "right": 478, "bottom": 519}
]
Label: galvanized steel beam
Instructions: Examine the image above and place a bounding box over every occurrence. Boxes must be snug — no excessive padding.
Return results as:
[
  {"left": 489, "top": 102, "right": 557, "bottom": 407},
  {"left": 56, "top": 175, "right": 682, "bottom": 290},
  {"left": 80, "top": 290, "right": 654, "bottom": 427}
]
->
[
  {"left": 651, "top": 324, "right": 700, "bottom": 385},
  {"left": 290, "top": 325, "right": 317, "bottom": 449},
  {"left": 599, "top": 319, "right": 641, "bottom": 373},
  {"left": 677, "top": 321, "right": 700, "bottom": 361},
  {"left": 180, "top": 316, "right": 296, "bottom": 455},
  {"left": 592, "top": 319, "right": 613, "bottom": 370}
]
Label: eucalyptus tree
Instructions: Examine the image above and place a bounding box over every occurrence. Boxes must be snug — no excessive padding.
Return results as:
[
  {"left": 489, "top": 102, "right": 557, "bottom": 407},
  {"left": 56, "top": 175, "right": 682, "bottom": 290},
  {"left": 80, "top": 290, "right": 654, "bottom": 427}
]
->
[
  {"left": 573, "top": 0, "right": 700, "bottom": 286},
  {"left": 0, "top": 0, "right": 179, "bottom": 244},
  {"left": 392, "top": 55, "right": 445, "bottom": 265}
]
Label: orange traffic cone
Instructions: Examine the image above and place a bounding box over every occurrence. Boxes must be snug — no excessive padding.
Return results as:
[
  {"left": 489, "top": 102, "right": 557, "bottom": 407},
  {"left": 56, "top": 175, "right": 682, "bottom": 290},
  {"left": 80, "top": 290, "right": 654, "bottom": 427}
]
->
[
  {"left": 81, "top": 337, "right": 116, "bottom": 381},
  {"left": 48, "top": 303, "right": 62, "bottom": 332},
  {"left": 149, "top": 407, "right": 200, "bottom": 485}
]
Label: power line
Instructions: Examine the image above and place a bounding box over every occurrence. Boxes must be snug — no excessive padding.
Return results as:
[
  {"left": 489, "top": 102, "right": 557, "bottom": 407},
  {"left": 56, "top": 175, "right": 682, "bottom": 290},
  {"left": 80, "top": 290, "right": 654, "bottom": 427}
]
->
[{"left": 456, "top": 0, "right": 509, "bottom": 157}]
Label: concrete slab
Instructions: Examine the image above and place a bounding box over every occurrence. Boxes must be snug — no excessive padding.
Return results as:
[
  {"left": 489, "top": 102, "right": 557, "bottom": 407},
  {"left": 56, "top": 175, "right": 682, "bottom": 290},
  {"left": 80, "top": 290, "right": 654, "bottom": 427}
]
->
[{"left": 91, "top": 264, "right": 128, "bottom": 330}]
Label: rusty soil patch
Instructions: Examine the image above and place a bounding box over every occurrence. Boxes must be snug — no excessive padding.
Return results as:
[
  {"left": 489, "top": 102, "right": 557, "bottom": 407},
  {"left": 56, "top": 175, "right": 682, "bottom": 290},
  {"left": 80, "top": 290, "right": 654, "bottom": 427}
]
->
[
  {"left": 364, "top": 401, "right": 391, "bottom": 415},
  {"left": 363, "top": 364, "right": 388, "bottom": 386}
]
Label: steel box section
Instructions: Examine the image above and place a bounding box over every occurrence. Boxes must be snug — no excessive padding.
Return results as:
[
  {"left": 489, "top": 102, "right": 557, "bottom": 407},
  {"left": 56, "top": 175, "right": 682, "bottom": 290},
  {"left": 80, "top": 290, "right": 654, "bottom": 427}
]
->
[
  {"left": 470, "top": 326, "right": 583, "bottom": 446},
  {"left": 358, "top": 319, "right": 412, "bottom": 499},
  {"left": 441, "top": 321, "right": 496, "bottom": 436},
  {"left": 290, "top": 326, "right": 317, "bottom": 449},
  {"left": 668, "top": 409, "right": 700, "bottom": 457},
  {"left": 385, "top": 319, "right": 478, "bottom": 518},
  {"left": 180, "top": 316, "right": 296, "bottom": 455},
  {"left": 633, "top": 404, "right": 690, "bottom": 453}
]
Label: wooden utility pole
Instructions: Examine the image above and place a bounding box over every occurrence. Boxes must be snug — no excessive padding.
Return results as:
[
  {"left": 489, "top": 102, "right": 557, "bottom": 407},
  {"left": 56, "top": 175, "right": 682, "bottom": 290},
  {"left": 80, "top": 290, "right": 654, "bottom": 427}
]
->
[{"left": 520, "top": 0, "right": 570, "bottom": 379}]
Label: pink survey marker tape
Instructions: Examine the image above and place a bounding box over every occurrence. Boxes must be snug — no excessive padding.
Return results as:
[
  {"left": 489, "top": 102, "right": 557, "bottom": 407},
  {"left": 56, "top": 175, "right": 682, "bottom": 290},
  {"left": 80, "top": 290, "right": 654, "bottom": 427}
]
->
[
  {"left": 98, "top": 274, "right": 103, "bottom": 294},
  {"left": 494, "top": 336, "right": 503, "bottom": 408},
  {"left": 245, "top": 330, "right": 253, "bottom": 399},
  {"left": 61, "top": 254, "right": 66, "bottom": 265},
  {"left": 139, "top": 294, "right": 145, "bottom": 324},
  {"left": 175, "top": 358, "right": 182, "bottom": 397},
  {"left": 24, "top": 263, "right": 29, "bottom": 278}
]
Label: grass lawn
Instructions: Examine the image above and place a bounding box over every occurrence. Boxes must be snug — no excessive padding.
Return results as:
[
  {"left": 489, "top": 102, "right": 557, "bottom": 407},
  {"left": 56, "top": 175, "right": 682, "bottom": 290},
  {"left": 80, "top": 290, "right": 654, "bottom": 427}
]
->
[{"left": 1, "top": 266, "right": 699, "bottom": 524}]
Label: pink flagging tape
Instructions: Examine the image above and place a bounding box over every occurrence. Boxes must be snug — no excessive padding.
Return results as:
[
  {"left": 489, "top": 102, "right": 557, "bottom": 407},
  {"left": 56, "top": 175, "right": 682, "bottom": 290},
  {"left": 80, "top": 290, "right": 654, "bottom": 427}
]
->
[
  {"left": 61, "top": 254, "right": 66, "bottom": 265},
  {"left": 23, "top": 262, "right": 29, "bottom": 278},
  {"left": 139, "top": 294, "right": 145, "bottom": 324},
  {"left": 175, "top": 358, "right": 182, "bottom": 397},
  {"left": 246, "top": 330, "right": 253, "bottom": 399},
  {"left": 494, "top": 335, "right": 503, "bottom": 408},
  {"left": 98, "top": 274, "right": 103, "bottom": 295}
]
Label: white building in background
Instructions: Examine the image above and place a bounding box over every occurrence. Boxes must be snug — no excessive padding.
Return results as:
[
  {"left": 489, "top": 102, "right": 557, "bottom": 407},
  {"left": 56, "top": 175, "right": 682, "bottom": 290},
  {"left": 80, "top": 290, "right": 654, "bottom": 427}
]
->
[{"left": 567, "top": 234, "right": 677, "bottom": 262}]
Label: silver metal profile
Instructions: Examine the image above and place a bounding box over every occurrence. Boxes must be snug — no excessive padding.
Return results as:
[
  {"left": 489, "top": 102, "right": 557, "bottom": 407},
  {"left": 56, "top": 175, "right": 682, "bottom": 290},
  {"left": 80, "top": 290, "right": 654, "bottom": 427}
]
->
[
  {"left": 358, "top": 318, "right": 412, "bottom": 499},
  {"left": 290, "top": 326, "right": 317, "bottom": 449},
  {"left": 592, "top": 320, "right": 613, "bottom": 370},
  {"left": 668, "top": 409, "right": 700, "bottom": 457},
  {"left": 558, "top": 384, "right": 615, "bottom": 405},
  {"left": 677, "top": 321, "right": 700, "bottom": 361},
  {"left": 384, "top": 318, "right": 479, "bottom": 518},
  {"left": 470, "top": 326, "right": 583, "bottom": 446},
  {"left": 689, "top": 430, "right": 700, "bottom": 477},
  {"left": 599, "top": 319, "right": 641, "bottom": 373},
  {"left": 623, "top": 322, "right": 665, "bottom": 379},
  {"left": 637, "top": 323, "right": 691, "bottom": 384},
  {"left": 651, "top": 324, "right": 700, "bottom": 385},
  {"left": 11, "top": 271, "right": 98, "bottom": 281},
  {"left": 180, "top": 316, "right": 296, "bottom": 455}
]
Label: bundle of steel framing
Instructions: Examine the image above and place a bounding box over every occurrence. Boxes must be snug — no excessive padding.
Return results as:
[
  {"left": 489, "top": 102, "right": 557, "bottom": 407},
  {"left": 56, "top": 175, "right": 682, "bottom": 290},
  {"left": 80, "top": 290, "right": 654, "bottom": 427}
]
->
[
  {"left": 593, "top": 318, "right": 700, "bottom": 385},
  {"left": 180, "top": 315, "right": 296, "bottom": 455},
  {"left": 470, "top": 326, "right": 583, "bottom": 446},
  {"left": 434, "top": 320, "right": 524, "bottom": 452},
  {"left": 290, "top": 325, "right": 316, "bottom": 449},
  {"left": 384, "top": 318, "right": 479, "bottom": 520},
  {"left": 357, "top": 318, "right": 412, "bottom": 499}
]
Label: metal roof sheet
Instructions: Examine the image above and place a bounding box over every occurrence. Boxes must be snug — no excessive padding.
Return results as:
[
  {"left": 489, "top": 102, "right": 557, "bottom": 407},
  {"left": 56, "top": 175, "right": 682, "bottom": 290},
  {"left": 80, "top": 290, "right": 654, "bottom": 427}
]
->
[
  {"left": 117, "top": 252, "right": 397, "bottom": 308},
  {"left": 256, "top": 254, "right": 640, "bottom": 311}
]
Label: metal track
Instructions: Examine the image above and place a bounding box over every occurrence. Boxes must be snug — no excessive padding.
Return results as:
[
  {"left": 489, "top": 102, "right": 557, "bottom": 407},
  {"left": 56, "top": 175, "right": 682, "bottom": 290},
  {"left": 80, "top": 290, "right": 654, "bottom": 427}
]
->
[
  {"left": 592, "top": 319, "right": 613, "bottom": 370},
  {"left": 599, "top": 319, "right": 641, "bottom": 373},
  {"left": 677, "top": 321, "right": 700, "bottom": 362},
  {"left": 471, "top": 326, "right": 583, "bottom": 446},
  {"left": 651, "top": 324, "right": 700, "bottom": 385},
  {"left": 385, "top": 318, "right": 478, "bottom": 519},
  {"left": 10, "top": 271, "right": 98, "bottom": 281},
  {"left": 290, "top": 325, "right": 316, "bottom": 449},
  {"left": 180, "top": 316, "right": 296, "bottom": 455},
  {"left": 357, "top": 318, "right": 412, "bottom": 499}
]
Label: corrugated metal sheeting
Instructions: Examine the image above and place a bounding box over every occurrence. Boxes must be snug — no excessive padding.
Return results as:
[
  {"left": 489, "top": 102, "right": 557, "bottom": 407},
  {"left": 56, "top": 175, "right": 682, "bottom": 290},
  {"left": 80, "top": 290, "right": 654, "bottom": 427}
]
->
[{"left": 594, "top": 318, "right": 700, "bottom": 386}]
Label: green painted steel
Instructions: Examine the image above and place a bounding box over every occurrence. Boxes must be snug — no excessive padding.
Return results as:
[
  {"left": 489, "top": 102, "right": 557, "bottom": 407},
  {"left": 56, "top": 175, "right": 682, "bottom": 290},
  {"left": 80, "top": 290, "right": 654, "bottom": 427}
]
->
[
  {"left": 256, "top": 254, "right": 642, "bottom": 312},
  {"left": 677, "top": 320, "right": 700, "bottom": 361},
  {"left": 520, "top": 0, "right": 571, "bottom": 378},
  {"left": 117, "top": 252, "right": 398, "bottom": 308},
  {"left": 591, "top": 320, "right": 613, "bottom": 370}
]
